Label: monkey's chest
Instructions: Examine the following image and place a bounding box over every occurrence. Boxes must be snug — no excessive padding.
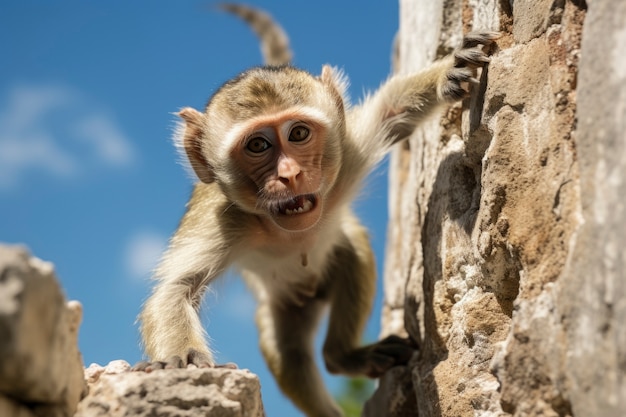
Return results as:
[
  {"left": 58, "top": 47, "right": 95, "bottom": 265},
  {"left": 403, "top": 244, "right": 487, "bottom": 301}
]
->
[{"left": 236, "top": 236, "right": 338, "bottom": 305}]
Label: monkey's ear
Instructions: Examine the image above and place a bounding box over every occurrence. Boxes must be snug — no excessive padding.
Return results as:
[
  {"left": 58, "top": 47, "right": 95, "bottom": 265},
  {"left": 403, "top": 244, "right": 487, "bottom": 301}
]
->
[
  {"left": 320, "top": 65, "right": 350, "bottom": 124},
  {"left": 320, "top": 65, "right": 350, "bottom": 100},
  {"left": 178, "top": 107, "right": 215, "bottom": 184}
]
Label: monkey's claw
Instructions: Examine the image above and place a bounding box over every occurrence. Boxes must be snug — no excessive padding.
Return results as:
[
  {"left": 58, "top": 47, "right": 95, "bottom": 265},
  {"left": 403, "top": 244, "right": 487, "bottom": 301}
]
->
[
  {"left": 325, "top": 335, "right": 417, "bottom": 378},
  {"left": 461, "top": 31, "right": 501, "bottom": 49},
  {"left": 454, "top": 48, "right": 491, "bottom": 68},
  {"left": 131, "top": 348, "right": 238, "bottom": 372},
  {"left": 186, "top": 348, "right": 214, "bottom": 368},
  {"left": 441, "top": 30, "right": 500, "bottom": 102},
  {"left": 364, "top": 335, "right": 417, "bottom": 377}
]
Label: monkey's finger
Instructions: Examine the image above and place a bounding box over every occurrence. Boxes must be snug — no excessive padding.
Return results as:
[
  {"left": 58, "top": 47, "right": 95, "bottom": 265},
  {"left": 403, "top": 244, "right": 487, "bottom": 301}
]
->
[
  {"left": 454, "top": 48, "right": 491, "bottom": 68},
  {"left": 372, "top": 336, "right": 417, "bottom": 365},
  {"left": 372, "top": 344, "right": 415, "bottom": 365},
  {"left": 131, "top": 361, "right": 152, "bottom": 372},
  {"left": 441, "top": 67, "right": 474, "bottom": 101},
  {"left": 187, "top": 348, "right": 215, "bottom": 368},
  {"left": 462, "top": 31, "right": 501, "bottom": 48},
  {"left": 164, "top": 355, "right": 185, "bottom": 369},
  {"left": 448, "top": 67, "right": 474, "bottom": 81},
  {"left": 145, "top": 361, "right": 166, "bottom": 372},
  {"left": 377, "top": 335, "right": 418, "bottom": 347},
  {"left": 449, "top": 68, "right": 480, "bottom": 86},
  {"left": 441, "top": 83, "right": 467, "bottom": 102},
  {"left": 364, "top": 353, "right": 397, "bottom": 378}
]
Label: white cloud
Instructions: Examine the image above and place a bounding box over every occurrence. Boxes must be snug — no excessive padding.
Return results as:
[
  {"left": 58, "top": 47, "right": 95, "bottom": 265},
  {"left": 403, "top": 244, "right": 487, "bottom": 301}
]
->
[
  {"left": 125, "top": 231, "right": 168, "bottom": 281},
  {"left": 0, "top": 84, "right": 136, "bottom": 190},
  {"left": 72, "top": 113, "right": 134, "bottom": 167},
  {"left": 0, "top": 134, "right": 77, "bottom": 188}
]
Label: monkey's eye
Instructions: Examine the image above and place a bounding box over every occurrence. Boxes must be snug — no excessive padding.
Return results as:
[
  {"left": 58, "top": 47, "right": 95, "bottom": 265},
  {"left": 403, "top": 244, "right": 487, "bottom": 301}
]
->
[
  {"left": 289, "top": 125, "right": 310, "bottom": 142},
  {"left": 246, "top": 137, "right": 271, "bottom": 153}
]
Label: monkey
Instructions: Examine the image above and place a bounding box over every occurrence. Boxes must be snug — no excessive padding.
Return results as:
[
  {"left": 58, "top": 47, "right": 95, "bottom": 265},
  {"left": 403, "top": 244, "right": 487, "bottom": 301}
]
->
[
  {"left": 218, "top": 3, "right": 292, "bottom": 66},
  {"left": 133, "top": 4, "right": 498, "bottom": 417}
]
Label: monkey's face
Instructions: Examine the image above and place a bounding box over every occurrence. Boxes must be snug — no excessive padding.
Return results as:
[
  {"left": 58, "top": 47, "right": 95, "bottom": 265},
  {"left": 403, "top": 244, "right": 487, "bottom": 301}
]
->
[
  {"left": 178, "top": 66, "right": 347, "bottom": 232},
  {"left": 229, "top": 112, "right": 337, "bottom": 232}
]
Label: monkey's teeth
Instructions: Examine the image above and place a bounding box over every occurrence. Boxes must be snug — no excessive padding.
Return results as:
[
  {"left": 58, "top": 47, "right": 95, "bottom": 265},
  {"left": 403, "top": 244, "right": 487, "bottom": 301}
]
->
[{"left": 281, "top": 196, "right": 315, "bottom": 215}]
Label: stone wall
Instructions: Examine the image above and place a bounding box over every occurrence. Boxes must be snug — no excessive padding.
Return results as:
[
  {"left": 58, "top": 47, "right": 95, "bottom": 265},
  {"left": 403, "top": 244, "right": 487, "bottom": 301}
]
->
[{"left": 369, "top": 0, "right": 625, "bottom": 416}]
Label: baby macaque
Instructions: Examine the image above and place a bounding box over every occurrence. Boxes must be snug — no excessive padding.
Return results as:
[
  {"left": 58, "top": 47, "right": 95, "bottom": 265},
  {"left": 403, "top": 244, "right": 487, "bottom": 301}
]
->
[{"left": 135, "top": 4, "right": 498, "bottom": 416}]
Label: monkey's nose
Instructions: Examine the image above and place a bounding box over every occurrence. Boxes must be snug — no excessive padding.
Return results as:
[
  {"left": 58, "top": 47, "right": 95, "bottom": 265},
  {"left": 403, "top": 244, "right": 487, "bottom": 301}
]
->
[
  {"left": 277, "top": 156, "right": 302, "bottom": 185},
  {"left": 278, "top": 171, "right": 302, "bottom": 186}
]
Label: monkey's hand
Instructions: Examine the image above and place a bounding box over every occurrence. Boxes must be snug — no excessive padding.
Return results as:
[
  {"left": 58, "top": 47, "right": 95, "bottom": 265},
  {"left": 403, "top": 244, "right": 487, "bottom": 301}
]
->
[
  {"left": 439, "top": 31, "right": 501, "bottom": 102},
  {"left": 325, "top": 335, "right": 417, "bottom": 378},
  {"left": 132, "top": 348, "right": 237, "bottom": 372}
]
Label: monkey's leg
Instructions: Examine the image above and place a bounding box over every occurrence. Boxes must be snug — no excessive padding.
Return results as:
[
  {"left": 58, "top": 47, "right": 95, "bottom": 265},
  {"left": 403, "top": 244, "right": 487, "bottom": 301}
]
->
[
  {"left": 322, "top": 224, "right": 416, "bottom": 378},
  {"left": 257, "top": 299, "right": 343, "bottom": 417}
]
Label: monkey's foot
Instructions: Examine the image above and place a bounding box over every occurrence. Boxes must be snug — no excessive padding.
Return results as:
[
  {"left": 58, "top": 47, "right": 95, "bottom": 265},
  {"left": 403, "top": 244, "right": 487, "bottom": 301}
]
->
[
  {"left": 132, "top": 348, "right": 238, "bottom": 372},
  {"left": 441, "top": 31, "right": 501, "bottom": 101},
  {"left": 324, "top": 335, "right": 417, "bottom": 378}
]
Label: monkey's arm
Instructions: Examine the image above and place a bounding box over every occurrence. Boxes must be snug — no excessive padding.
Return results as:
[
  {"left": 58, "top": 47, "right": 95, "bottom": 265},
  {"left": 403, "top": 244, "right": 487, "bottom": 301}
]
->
[
  {"left": 349, "top": 31, "right": 499, "bottom": 163},
  {"left": 136, "top": 184, "right": 240, "bottom": 369}
]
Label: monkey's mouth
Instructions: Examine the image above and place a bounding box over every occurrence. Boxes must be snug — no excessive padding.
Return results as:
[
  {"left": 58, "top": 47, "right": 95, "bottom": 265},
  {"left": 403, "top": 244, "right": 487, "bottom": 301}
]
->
[
  {"left": 265, "top": 193, "right": 322, "bottom": 231},
  {"left": 276, "top": 194, "right": 317, "bottom": 216}
]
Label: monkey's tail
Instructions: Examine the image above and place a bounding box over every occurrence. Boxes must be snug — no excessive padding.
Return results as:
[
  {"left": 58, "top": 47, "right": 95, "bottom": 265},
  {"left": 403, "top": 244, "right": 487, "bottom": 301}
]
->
[{"left": 219, "top": 3, "right": 293, "bottom": 66}]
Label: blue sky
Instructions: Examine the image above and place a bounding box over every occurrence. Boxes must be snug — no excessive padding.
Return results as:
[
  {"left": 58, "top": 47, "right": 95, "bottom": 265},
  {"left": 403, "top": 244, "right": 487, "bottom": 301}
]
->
[{"left": 0, "top": 1, "right": 399, "bottom": 415}]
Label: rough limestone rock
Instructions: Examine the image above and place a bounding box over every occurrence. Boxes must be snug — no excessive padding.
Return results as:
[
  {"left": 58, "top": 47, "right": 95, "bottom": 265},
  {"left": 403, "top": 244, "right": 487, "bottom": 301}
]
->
[
  {"left": 0, "top": 244, "right": 87, "bottom": 417},
  {"left": 367, "top": 0, "right": 625, "bottom": 416},
  {"left": 76, "top": 361, "right": 265, "bottom": 417},
  {"left": 0, "top": 243, "right": 267, "bottom": 416}
]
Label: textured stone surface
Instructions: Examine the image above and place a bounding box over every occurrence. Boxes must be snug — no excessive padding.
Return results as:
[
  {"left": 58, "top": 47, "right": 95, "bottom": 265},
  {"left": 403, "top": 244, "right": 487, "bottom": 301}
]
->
[
  {"left": 0, "top": 244, "right": 87, "bottom": 417},
  {"left": 373, "top": 0, "right": 624, "bottom": 415},
  {"left": 543, "top": 0, "right": 626, "bottom": 414},
  {"left": 363, "top": 366, "right": 416, "bottom": 417},
  {"left": 76, "top": 361, "right": 265, "bottom": 417},
  {"left": 0, "top": 243, "right": 267, "bottom": 416}
]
